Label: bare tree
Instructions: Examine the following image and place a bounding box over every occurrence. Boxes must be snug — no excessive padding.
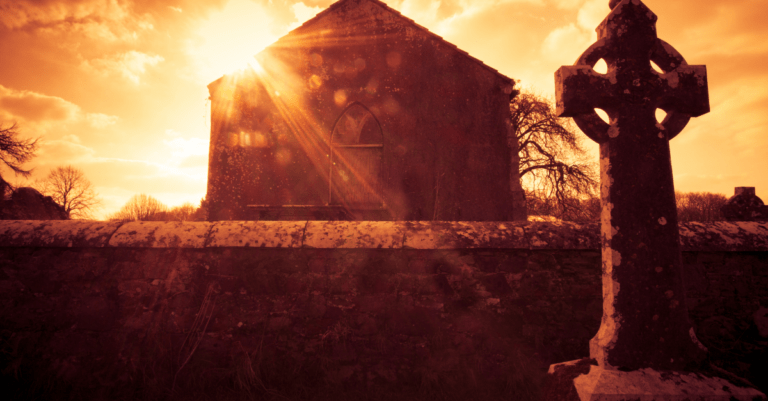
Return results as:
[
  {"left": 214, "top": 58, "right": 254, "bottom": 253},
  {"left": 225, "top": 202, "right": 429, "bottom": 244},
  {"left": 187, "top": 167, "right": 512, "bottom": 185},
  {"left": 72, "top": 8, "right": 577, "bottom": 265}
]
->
[
  {"left": 509, "top": 91, "right": 598, "bottom": 217},
  {"left": 166, "top": 203, "right": 198, "bottom": 221},
  {"left": 526, "top": 192, "right": 601, "bottom": 222},
  {"left": 0, "top": 123, "right": 39, "bottom": 195},
  {"left": 36, "top": 165, "right": 102, "bottom": 219},
  {"left": 109, "top": 194, "right": 168, "bottom": 221},
  {"left": 676, "top": 191, "right": 727, "bottom": 222}
]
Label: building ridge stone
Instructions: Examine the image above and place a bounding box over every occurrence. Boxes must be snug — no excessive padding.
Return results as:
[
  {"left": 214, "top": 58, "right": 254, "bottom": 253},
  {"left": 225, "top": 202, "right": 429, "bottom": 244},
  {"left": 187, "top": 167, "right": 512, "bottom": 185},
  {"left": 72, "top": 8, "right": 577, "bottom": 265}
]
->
[{"left": 282, "top": 0, "right": 512, "bottom": 83}]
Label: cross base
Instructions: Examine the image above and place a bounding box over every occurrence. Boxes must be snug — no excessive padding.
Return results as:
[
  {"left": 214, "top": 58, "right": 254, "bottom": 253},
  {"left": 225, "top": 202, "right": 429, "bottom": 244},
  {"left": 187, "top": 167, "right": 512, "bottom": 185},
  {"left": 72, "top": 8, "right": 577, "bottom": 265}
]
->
[{"left": 543, "top": 359, "right": 766, "bottom": 401}]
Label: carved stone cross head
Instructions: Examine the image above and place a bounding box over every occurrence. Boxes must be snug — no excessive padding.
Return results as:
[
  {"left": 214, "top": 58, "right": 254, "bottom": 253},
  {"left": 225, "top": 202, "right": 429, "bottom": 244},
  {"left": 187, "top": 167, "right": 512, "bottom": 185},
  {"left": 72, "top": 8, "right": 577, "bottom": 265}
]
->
[{"left": 556, "top": 0, "right": 709, "bottom": 143}]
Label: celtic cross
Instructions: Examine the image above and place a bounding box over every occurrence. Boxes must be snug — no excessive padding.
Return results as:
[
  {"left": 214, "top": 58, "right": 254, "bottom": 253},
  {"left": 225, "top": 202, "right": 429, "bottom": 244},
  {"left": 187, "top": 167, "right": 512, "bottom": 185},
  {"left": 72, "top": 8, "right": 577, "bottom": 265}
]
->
[{"left": 555, "top": 0, "right": 709, "bottom": 371}]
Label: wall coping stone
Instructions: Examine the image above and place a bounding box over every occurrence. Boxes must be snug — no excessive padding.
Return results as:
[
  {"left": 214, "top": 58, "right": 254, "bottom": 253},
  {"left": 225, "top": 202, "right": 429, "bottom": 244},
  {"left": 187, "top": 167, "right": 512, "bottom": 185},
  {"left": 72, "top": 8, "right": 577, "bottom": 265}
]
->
[{"left": 0, "top": 220, "right": 766, "bottom": 251}]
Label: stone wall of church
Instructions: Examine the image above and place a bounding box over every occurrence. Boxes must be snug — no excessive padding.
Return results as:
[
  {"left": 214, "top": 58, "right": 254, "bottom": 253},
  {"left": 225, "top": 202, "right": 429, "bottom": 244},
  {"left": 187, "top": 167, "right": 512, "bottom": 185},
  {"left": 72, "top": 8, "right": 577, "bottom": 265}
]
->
[
  {"left": 0, "top": 220, "right": 765, "bottom": 399},
  {"left": 206, "top": 0, "right": 521, "bottom": 222}
]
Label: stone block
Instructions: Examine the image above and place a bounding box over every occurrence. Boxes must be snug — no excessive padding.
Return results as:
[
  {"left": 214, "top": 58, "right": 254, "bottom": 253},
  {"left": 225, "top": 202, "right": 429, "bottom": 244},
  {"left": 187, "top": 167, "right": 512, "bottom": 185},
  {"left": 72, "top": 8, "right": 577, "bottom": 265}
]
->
[
  {"left": 408, "top": 275, "right": 435, "bottom": 295},
  {"left": 499, "top": 253, "right": 528, "bottom": 273},
  {"left": 284, "top": 275, "right": 308, "bottom": 293},
  {"left": 357, "top": 274, "right": 397, "bottom": 293},
  {"left": 403, "top": 221, "right": 527, "bottom": 249},
  {"left": 680, "top": 222, "right": 768, "bottom": 252},
  {"left": 108, "top": 221, "right": 212, "bottom": 248},
  {"left": 474, "top": 251, "right": 502, "bottom": 272},
  {"left": 308, "top": 257, "right": 328, "bottom": 273},
  {"left": 206, "top": 221, "right": 304, "bottom": 248},
  {"left": 683, "top": 263, "right": 709, "bottom": 295},
  {"left": 304, "top": 221, "right": 404, "bottom": 249},
  {"left": 562, "top": 363, "right": 765, "bottom": 400},
  {"left": 74, "top": 296, "right": 117, "bottom": 332},
  {"left": 525, "top": 221, "right": 599, "bottom": 250},
  {"left": 383, "top": 306, "right": 439, "bottom": 336},
  {"left": 0, "top": 220, "right": 123, "bottom": 248},
  {"left": 478, "top": 273, "right": 512, "bottom": 295},
  {"left": 357, "top": 295, "right": 387, "bottom": 314},
  {"left": 754, "top": 306, "right": 768, "bottom": 338},
  {"left": 527, "top": 252, "right": 560, "bottom": 271}
]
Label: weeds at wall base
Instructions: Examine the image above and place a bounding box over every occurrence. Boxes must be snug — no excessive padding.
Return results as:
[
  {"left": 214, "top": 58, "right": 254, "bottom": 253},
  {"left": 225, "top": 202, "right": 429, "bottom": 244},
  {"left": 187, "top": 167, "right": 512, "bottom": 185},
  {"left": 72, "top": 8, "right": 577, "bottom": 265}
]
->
[{"left": 1, "top": 328, "right": 544, "bottom": 401}]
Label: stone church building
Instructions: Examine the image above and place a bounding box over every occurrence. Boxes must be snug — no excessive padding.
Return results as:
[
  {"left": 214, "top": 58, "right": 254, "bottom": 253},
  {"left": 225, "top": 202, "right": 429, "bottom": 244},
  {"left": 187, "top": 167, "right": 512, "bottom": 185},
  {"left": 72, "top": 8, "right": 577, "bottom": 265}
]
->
[{"left": 206, "top": 0, "right": 525, "bottom": 221}]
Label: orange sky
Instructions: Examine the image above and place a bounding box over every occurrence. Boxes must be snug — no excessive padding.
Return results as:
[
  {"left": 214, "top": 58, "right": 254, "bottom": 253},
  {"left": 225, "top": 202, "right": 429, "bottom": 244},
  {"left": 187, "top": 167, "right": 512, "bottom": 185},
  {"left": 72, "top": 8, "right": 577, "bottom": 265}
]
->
[{"left": 0, "top": 0, "right": 766, "bottom": 219}]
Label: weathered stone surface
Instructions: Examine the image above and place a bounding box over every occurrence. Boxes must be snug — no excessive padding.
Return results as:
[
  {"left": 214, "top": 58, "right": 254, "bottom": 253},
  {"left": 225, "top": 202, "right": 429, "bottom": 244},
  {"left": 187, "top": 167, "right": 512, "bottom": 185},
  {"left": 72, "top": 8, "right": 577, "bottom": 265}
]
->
[
  {"left": 556, "top": 0, "right": 709, "bottom": 371},
  {"left": 0, "top": 220, "right": 123, "bottom": 247},
  {"left": 572, "top": 365, "right": 765, "bottom": 400},
  {"left": 722, "top": 187, "right": 768, "bottom": 221},
  {"left": 525, "top": 221, "right": 599, "bottom": 250},
  {"left": 304, "top": 221, "right": 404, "bottom": 248},
  {"left": 0, "top": 224, "right": 765, "bottom": 398},
  {"left": 206, "top": 220, "right": 305, "bottom": 247},
  {"left": 403, "top": 221, "right": 528, "bottom": 249},
  {"left": 206, "top": 0, "right": 523, "bottom": 222},
  {"left": 108, "top": 221, "right": 212, "bottom": 248},
  {"left": 755, "top": 306, "right": 768, "bottom": 338},
  {"left": 0, "top": 220, "right": 765, "bottom": 251},
  {"left": 679, "top": 221, "right": 768, "bottom": 251}
]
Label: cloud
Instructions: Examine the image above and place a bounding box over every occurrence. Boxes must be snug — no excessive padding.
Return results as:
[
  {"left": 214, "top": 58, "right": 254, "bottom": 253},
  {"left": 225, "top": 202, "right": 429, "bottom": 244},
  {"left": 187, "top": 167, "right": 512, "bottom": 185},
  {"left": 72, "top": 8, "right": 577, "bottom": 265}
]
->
[
  {"left": 0, "top": 84, "right": 120, "bottom": 149},
  {"left": 0, "top": 0, "right": 154, "bottom": 44},
  {"left": 178, "top": 154, "right": 208, "bottom": 168},
  {"left": 576, "top": 0, "right": 607, "bottom": 30},
  {"left": 87, "top": 113, "right": 120, "bottom": 129},
  {"left": 0, "top": 86, "right": 79, "bottom": 122},
  {"left": 550, "top": 0, "right": 584, "bottom": 10},
  {"left": 390, "top": 0, "right": 542, "bottom": 35},
  {"left": 0, "top": 0, "right": 127, "bottom": 29},
  {"left": 82, "top": 156, "right": 208, "bottom": 217},
  {"left": 36, "top": 137, "right": 97, "bottom": 165},
  {"left": 542, "top": 23, "right": 593, "bottom": 64},
  {"left": 290, "top": 2, "right": 323, "bottom": 27},
  {"left": 163, "top": 136, "right": 209, "bottom": 167},
  {"left": 82, "top": 50, "right": 164, "bottom": 84}
]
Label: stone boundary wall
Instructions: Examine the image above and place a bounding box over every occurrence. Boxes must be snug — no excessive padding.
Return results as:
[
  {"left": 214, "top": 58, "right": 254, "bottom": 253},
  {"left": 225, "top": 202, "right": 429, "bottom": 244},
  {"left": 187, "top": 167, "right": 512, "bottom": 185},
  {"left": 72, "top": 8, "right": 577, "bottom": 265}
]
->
[
  {"left": 1, "top": 220, "right": 768, "bottom": 251},
  {"left": 0, "top": 220, "right": 766, "bottom": 400}
]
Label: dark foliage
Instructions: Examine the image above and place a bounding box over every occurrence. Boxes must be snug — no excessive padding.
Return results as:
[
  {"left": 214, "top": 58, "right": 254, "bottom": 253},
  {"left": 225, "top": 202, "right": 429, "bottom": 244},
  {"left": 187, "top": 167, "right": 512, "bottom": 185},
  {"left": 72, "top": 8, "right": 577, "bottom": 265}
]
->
[
  {"left": 675, "top": 191, "right": 727, "bottom": 222},
  {"left": 109, "top": 194, "right": 206, "bottom": 221}
]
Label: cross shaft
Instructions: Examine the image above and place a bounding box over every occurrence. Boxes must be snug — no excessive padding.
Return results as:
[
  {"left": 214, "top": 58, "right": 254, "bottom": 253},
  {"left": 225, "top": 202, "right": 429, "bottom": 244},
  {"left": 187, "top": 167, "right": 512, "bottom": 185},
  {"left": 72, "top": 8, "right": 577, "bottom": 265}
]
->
[{"left": 554, "top": 0, "right": 709, "bottom": 371}]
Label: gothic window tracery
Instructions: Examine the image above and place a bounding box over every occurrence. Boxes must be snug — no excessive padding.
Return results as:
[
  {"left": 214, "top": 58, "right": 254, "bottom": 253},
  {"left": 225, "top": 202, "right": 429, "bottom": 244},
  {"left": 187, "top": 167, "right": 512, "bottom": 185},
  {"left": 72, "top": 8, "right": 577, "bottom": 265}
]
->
[{"left": 329, "top": 102, "right": 384, "bottom": 208}]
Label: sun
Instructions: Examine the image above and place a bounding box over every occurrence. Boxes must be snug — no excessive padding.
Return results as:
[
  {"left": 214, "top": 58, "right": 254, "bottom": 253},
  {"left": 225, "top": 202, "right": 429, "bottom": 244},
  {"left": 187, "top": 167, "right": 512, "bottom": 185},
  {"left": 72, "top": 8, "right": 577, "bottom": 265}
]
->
[{"left": 188, "top": 0, "right": 278, "bottom": 83}]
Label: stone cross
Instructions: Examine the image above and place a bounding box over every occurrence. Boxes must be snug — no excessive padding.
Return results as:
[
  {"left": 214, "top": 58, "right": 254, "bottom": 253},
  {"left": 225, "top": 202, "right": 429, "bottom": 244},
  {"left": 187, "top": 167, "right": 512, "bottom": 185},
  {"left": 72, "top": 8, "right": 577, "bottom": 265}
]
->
[{"left": 555, "top": 0, "right": 709, "bottom": 371}]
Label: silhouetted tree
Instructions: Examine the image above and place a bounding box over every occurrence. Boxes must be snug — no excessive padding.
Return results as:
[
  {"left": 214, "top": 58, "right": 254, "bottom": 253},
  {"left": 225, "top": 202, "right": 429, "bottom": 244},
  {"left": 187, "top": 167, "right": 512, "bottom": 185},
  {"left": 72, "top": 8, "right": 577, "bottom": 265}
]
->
[
  {"left": 0, "top": 123, "right": 39, "bottom": 196},
  {"left": 509, "top": 91, "right": 598, "bottom": 217},
  {"left": 675, "top": 191, "right": 727, "bottom": 222},
  {"left": 35, "top": 165, "right": 101, "bottom": 219},
  {"left": 165, "top": 203, "right": 198, "bottom": 221},
  {"left": 192, "top": 197, "right": 208, "bottom": 221},
  {"left": 109, "top": 195, "right": 207, "bottom": 222},
  {"left": 109, "top": 194, "right": 168, "bottom": 221}
]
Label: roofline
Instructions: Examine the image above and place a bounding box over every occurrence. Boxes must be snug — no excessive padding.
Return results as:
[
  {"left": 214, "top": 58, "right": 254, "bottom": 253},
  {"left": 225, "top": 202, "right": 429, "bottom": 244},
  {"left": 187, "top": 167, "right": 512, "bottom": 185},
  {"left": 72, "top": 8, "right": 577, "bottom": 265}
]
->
[
  {"left": 293, "top": 0, "right": 513, "bottom": 83},
  {"left": 208, "top": 0, "right": 515, "bottom": 87}
]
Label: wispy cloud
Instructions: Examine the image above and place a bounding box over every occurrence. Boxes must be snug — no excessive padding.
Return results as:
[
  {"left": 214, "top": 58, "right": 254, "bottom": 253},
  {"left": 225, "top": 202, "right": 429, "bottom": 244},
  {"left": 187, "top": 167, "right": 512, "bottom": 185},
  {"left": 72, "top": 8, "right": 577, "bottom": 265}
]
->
[{"left": 82, "top": 51, "right": 164, "bottom": 84}]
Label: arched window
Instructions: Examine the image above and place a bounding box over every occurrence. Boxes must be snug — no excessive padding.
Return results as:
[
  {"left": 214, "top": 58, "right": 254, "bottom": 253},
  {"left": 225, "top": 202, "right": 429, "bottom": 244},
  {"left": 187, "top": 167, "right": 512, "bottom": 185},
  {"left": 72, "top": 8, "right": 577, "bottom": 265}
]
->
[{"left": 329, "top": 102, "right": 384, "bottom": 209}]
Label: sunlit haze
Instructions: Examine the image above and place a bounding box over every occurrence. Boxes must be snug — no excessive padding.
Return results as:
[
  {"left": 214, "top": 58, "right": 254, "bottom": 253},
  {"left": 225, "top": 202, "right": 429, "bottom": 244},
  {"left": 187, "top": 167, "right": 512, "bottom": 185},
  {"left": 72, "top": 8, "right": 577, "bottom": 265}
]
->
[{"left": 0, "top": 0, "right": 766, "bottom": 219}]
